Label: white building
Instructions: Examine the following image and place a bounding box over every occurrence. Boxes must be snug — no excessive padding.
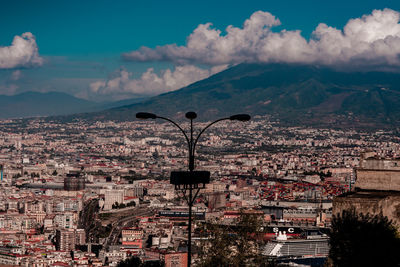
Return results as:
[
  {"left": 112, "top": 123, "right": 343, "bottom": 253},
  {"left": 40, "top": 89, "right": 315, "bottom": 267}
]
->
[{"left": 104, "top": 189, "right": 124, "bottom": 210}]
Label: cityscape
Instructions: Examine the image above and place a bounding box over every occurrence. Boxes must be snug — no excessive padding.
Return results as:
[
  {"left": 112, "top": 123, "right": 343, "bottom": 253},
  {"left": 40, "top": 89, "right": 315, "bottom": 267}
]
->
[
  {"left": 0, "top": 116, "right": 397, "bottom": 266},
  {"left": 2, "top": 1, "right": 400, "bottom": 266}
]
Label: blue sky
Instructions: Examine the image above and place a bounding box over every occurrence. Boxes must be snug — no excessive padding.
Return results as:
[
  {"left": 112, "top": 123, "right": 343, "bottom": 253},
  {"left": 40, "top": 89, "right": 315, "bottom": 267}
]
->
[{"left": 1, "top": 0, "right": 400, "bottom": 101}]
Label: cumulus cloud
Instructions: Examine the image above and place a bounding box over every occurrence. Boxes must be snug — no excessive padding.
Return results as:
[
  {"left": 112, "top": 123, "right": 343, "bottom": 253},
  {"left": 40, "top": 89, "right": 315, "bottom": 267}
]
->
[
  {"left": 0, "top": 32, "right": 43, "bottom": 69},
  {"left": 90, "top": 64, "right": 228, "bottom": 97},
  {"left": 122, "top": 9, "right": 400, "bottom": 68}
]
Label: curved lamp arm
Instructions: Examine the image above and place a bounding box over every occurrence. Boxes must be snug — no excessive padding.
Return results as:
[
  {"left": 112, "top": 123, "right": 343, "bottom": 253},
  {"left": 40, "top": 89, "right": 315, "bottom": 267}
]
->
[
  {"left": 192, "top": 114, "right": 250, "bottom": 158},
  {"left": 156, "top": 116, "right": 190, "bottom": 148},
  {"left": 192, "top": 117, "right": 229, "bottom": 155},
  {"left": 136, "top": 112, "right": 190, "bottom": 149},
  {"left": 137, "top": 112, "right": 250, "bottom": 172}
]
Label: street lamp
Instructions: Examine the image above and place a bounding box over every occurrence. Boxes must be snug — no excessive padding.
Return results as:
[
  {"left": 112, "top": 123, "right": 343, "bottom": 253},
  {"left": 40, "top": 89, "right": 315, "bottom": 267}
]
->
[{"left": 136, "top": 111, "right": 250, "bottom": 266}]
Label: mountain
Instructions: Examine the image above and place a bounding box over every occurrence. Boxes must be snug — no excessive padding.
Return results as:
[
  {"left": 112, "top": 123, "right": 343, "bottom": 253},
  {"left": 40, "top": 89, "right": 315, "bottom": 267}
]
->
[
  {"left": 0, "top": 91, "right": 149, "bottom": 119},
  {"left": 0, "top": 91, "right": 102, "bottom": 118},
  {"left": 67, "top": 64, "right": 400, "bottom": 127},
  {"left": 98, "top": 97, "right": 149, "bottom": 110}
]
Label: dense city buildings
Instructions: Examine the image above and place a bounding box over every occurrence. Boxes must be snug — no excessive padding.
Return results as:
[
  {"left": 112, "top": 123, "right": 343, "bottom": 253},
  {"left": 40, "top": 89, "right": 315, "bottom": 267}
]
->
[{"left": 0, "top": 116, "right": 398, "bottom": 265}]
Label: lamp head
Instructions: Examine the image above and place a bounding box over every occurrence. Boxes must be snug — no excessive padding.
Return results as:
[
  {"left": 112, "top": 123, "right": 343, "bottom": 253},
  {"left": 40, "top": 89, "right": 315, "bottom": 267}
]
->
[
  {"left": 136, "top": 112, "right": 157, "bottom": 119},
  {"left": 229, "top": 114, "right": 251, "bottom": 121},
  {"left": 185, "top": 111, "right": 197, "bottom": 120}
]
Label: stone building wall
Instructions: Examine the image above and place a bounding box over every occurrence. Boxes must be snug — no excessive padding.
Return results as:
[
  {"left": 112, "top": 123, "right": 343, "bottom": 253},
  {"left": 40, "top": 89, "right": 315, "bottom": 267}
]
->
[
  {"left": 334, "top": 154, "right": 400, "bottom": 230},
  {"left": 355, "top": 169, "right": 400, "bottom": 191},
  {"left": 359, "top": 158, "right": 400, "bottom": 170},
  {"left": 333, "top": 191, "right": 400, "bottom": 229}
]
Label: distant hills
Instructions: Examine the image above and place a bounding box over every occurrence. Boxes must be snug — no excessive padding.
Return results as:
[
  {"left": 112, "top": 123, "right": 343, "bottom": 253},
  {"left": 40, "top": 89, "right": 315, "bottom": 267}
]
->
[
  {"left": 76, "top": 63, "right": 400, "bottom": 128},
  {"left": 0, "top": 91, "right": 147, "bottom": 119},
  {"left": 7, "top": 64, "right": 400, "bottom": 128}
]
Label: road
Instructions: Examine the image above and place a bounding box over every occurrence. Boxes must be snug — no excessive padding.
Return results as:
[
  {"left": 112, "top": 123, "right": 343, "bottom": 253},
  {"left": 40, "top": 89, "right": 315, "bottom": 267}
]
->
[{"left": 78, "top": 199, "right": 99, "bottom": 242}]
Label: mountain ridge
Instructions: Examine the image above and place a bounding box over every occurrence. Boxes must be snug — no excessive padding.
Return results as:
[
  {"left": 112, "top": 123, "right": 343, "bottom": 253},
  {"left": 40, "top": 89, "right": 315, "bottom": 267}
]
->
[
  {"left": 37, "top": 63, "right": 400, "bottom": 128},
  {"left": 0, "top": 91, "right": 147, "bottom": 119},
  {"left": 74, "top": 63, "right": 400, "bottom": 128}
]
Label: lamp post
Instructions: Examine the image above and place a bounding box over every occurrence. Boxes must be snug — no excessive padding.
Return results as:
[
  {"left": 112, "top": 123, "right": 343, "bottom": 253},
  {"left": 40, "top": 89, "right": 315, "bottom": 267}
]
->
[{"left": 136, "top": 111, "right": 250, "bottom": 266}]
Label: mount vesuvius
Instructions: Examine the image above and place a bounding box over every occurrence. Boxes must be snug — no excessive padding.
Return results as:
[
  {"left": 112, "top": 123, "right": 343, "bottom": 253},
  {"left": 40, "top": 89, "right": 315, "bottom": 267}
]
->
[{"left": 66, "top": 63, "right": 400, "bottom": 127}]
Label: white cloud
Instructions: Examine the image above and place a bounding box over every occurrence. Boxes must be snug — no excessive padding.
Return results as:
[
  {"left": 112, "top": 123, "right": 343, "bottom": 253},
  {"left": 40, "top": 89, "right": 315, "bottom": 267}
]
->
[
  {"left": 122, "top": 9, "right": 400, "bottom": 68},
  {"left": 90, "top": 64, "right": 228, "bottom": 97},
  {"left": 309, "top": 9, "right": 400, "bottom": 66},
  {"left": 0, "top": 32, "right": 43, "bottom": 69},
  {"left": 11, "top": 70, "right": 22, "bottom": 81}
]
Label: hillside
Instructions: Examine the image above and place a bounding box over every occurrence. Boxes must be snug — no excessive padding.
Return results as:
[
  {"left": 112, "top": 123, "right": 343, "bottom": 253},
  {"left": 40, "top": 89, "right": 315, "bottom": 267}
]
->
[
  {"left": 0, "top": 91, "right": 100, "bottom": 118},
  {"left": 0, "top": 92, "right": 149, "bottom": 119},
  {"left": 64, "top": 64, "right": 400, "bottom": 127}
]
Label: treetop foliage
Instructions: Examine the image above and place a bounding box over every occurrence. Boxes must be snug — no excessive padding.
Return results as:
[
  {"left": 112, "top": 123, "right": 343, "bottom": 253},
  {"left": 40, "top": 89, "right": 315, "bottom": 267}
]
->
[{"left": 329, "top": 209, "right": 400, "bottom": 267}]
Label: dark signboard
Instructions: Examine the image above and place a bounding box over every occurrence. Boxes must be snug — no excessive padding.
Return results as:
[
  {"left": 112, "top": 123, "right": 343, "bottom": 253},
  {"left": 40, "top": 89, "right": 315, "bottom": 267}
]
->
[
  {"left": 170, "top": 171, "right": 210, "bottom": 185},
  {"left": 159, "top": 210, "right": 206, "bottom": 220}
]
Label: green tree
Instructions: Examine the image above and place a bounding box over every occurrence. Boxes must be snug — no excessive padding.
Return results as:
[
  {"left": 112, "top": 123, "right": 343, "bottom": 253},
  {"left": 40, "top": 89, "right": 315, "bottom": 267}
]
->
[
  {"left": 117, "top": 256, "right": 163, "bottom": 267},
  {"left": 117, "top": 256, "right": 141, "bottom": 267},
  {"left": 197, "top": 211, "right": 267, "bottom": 266},
  {"left": 329, "top": 209, "right": 400, "bottom": 267}
]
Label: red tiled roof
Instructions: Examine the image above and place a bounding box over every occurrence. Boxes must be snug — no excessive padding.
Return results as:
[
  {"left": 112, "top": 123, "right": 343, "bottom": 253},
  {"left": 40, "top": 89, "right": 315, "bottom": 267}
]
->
[{"left": 52, "top": 262, "right": 69, "bottom": 266}]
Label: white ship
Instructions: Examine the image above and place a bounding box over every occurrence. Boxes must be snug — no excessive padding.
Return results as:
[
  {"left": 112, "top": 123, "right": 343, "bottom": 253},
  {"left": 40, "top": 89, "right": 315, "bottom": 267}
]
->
[{"left": 262, "top": 231, "right": 329, "bottom": 266}]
